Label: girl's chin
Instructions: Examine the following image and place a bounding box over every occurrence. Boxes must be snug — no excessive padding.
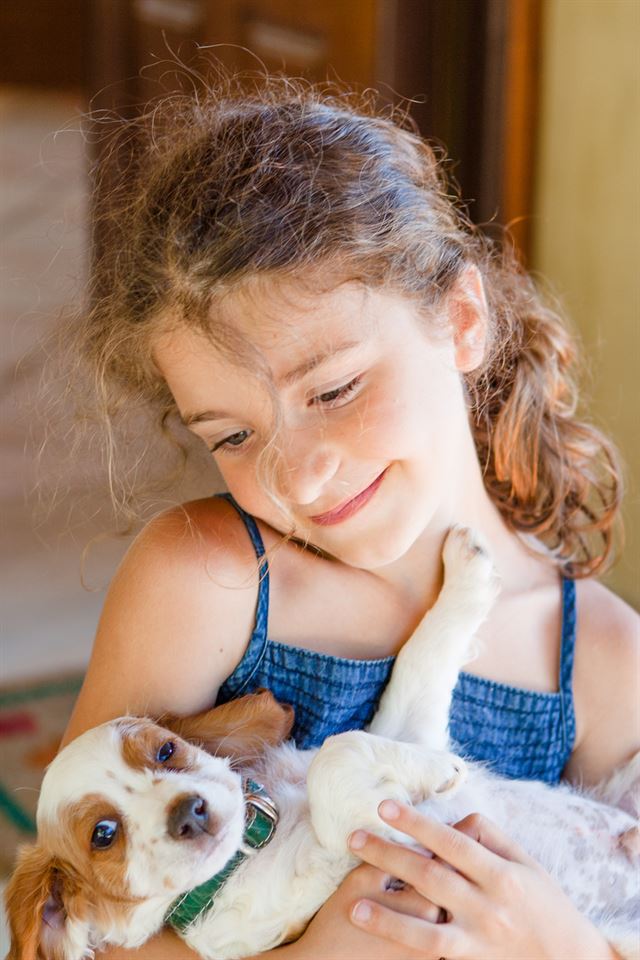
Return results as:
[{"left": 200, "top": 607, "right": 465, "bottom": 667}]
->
[{"left": 307, "top": 521, "right": 429, "bottom": 570}]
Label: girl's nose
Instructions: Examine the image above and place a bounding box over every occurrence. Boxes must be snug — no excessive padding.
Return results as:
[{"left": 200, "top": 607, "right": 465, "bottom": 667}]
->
[{"left": 279, "top": 430, "right": 341, "bottom": 507}]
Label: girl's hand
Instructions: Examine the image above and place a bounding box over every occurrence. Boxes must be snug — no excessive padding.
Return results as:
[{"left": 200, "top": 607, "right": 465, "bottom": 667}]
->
[
  {"left": 346, "top": 800, "right": 619, "bottom": 960},
  {"left": 292, "top": 856, "right": 446, "bottom": 959}
]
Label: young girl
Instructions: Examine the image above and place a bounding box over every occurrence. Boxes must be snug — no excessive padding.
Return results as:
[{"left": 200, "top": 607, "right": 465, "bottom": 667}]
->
[{"left": 61, "top": 76, "right": 638, "bottom": 959}]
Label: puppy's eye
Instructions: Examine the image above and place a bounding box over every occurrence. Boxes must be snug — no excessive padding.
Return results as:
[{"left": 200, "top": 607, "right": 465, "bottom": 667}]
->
[
  {"left": 156, "top": 740, "right": 175, "bottom": 763},
  {"left": 91, "top": 820, "right": 118, "bottom": 849}
]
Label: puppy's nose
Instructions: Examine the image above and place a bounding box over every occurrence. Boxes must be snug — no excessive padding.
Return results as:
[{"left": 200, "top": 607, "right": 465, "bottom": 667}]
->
[{"left": 167, "top": 795, "right": 209, "bottom": 840}]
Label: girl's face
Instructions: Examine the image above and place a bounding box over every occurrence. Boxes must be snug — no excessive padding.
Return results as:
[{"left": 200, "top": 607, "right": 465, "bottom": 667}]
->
[{"left": 154, "top": 279, "right": 482, "bottom": 569}]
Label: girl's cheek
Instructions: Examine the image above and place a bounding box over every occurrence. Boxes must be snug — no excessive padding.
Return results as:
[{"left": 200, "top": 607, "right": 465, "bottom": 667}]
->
[
  {"left": 214, "top": 455, "right": 254, "bottom": 499},
  {"left": 218, "top": 454, "right": 280, "bottom": 518},
  {"left": 352, "top": 381, "right": 405, "bottom": 427},
  {"left": 352, "top": 391, "right": 414, "bottom": 450}
]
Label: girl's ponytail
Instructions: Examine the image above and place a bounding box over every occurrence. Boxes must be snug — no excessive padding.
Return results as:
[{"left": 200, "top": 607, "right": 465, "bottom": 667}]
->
[{"left": 470, "top": 253, "right": 622, "bottom": 577}]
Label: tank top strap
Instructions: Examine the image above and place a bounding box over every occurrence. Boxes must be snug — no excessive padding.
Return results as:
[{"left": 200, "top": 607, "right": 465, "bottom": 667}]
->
[
  {"left": 558, "top": 577, "right": 577, "bottom": 754},
  {"left": 215, "top": 493, "right": 271, "bottom": 696}
]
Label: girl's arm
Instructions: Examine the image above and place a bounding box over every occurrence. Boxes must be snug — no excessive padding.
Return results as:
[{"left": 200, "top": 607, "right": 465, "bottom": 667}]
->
[
  {"left": 93, "top": 930, "right": 294, "bottom": 959},
  {"left": 563, "top": 579, "right": 640, "bottom": 784},
  {"left": 63, "top": 498, "right": 260, "bottom": 744}
]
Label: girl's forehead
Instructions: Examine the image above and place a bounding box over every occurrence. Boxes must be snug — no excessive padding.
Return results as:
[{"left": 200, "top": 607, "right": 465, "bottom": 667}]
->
[
  {"left": 216, "top": 277, "right": 381, "bottom": 356},
  {"left": 154, "top": 278, "right": 430, "bottom": 393}
]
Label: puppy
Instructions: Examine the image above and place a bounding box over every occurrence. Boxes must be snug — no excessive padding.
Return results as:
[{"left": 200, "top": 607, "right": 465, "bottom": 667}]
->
[{"left": 6, "top": 528, "right": 639, "bottom": 959}]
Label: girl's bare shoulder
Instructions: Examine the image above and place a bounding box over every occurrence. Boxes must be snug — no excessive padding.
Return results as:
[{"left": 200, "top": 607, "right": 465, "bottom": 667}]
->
[
  {"left": 127, "top": 495, "right": 262, "bottom": 577},
  {"left": 64, "top": 496, "right": 265, "bottom": 743},
  {"left": 565, "top": 579, "right": 639, "bottom": 784}
]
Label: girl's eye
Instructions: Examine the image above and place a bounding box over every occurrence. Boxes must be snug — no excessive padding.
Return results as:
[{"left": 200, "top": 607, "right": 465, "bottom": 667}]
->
[
  {"left": 208, "top": 378, "right": 362, "bottom": 453},
  {"left": 211, "top": 429, "right": 252, "bottom": 453},
  {"left": 156, "top": 741, "right": 175, "bottom": 763},
  {"left": 91, "top": 819, "right": 118, "bottom": 850},
  {"left": 313, "top": 376, "right": 362, "bottom": 408}
]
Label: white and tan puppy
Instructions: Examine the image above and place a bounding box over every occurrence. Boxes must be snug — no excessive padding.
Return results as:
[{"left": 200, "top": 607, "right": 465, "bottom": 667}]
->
[{"left": 6, "top": 529, "right": 640, "bottom": 960}]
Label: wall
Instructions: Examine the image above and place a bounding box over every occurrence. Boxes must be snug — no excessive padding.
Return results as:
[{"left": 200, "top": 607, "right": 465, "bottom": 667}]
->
[
  {"left": 533, "top": 0, "right": 639, "bottom": 606},
  {"left": 0, "top": 0, "right": 85, "bottom": 87}
]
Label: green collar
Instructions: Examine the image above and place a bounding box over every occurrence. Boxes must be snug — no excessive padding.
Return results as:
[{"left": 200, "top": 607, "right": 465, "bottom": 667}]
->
[{"left": 164, "top": 778, "right": 278, "bottom": 933}]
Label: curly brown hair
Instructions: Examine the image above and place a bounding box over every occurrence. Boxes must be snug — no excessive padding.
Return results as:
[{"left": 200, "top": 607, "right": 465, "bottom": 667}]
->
[{"left": 78, "top": 71, "right": 621, "bottom": 577}]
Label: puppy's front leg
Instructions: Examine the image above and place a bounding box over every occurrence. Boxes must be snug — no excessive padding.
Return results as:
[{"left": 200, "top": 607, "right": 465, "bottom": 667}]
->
[
  {"left": 368, "top": 526, "right": 499, "bottom": 748},
  {"left": 307, "top": 730, "right": 465, "bottom": 856}
]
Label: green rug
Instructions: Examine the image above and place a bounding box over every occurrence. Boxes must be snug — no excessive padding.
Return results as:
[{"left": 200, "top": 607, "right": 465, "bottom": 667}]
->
[{"left": 0, "top": 673, "right": 83, "bottom": 876}]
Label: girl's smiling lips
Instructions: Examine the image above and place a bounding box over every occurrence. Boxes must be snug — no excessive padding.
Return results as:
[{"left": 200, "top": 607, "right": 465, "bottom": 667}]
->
[{"left": 309, "top": 469, "right": 388, "bottom": 526}]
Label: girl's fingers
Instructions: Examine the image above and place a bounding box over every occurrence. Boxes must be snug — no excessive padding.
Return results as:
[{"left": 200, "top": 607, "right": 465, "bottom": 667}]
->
[
  {"left": 376, "top": 801, "right": 530, "bottom": 881},
  {"left": 453, "top": 811, "right": 540, "bottom": 870},
  {"left": 348, "top": 861, "right": 446, "bottom": 923},
  {"left": 381, "top": 876, "right": 449, "bottom": 924},
  {"left": 351, "top": 898, "right": 462, "bottom": 958},
  {"left": 349, "top": 830, "right": 475, "bottom": 913}
]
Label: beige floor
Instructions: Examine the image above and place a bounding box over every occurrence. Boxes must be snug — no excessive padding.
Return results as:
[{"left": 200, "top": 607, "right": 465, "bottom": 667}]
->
[
  {"left": 1, "top": 88, "right": 132, "bottom": 684},
  {"left": 1, "top": 87, "right": 220, "bottom": 690},
  {"left": 0, "top": 880, "right": 7, "bottom": 956},
  {"left": 0, "top": 92, "right": 220, "bottom": 947}
]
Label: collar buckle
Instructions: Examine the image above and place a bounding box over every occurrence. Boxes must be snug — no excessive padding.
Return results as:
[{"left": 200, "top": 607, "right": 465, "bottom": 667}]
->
[{"left": 243, "top": 778, "right": 279, "bottom": 850}]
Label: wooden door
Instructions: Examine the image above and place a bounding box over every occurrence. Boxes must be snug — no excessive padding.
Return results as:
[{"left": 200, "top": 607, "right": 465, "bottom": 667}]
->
[{"left": 84, "top": 0, "right": 541, "bottom": 259}]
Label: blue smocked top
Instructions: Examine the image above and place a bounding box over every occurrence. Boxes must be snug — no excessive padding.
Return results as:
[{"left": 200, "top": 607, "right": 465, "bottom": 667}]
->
[{"left": 215, "top": 494, "right": 577, "bottom": 784}]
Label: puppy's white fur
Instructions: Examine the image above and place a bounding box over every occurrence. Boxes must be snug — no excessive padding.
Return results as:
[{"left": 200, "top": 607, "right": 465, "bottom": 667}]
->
[{"left": 6, "top": 528, "right": 639, "bottom": 960}]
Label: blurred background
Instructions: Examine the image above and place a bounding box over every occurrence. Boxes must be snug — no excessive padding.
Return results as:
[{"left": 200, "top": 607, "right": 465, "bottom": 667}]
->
[
  {"left": 0, "top": 0, "right": 638, "bottom": 715},
  {"left": 0, "top": 0, "right": 638, "bottom": 929}
]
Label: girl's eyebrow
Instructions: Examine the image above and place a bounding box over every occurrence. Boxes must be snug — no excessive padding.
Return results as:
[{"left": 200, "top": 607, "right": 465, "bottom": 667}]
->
[
  {"left": 182, "top": 339, "right": 364, "bottom": 426},
  {"left": 183, "top": 408, "right": 232, "bottom": 426},
  {"left": 278, "top": 339, "right": 363, "bottom": 386}
]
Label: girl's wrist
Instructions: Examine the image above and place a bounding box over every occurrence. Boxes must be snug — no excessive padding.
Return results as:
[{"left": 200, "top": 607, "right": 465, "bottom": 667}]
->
[
  {"left": 249, "top": 944, "right": 301, "bottom": 959},
  {"left": 601, "top": 944, "right": 624, "bottom": 960},
  {"left": 575, "top": 927, "right": 624, "bottom": 960}
]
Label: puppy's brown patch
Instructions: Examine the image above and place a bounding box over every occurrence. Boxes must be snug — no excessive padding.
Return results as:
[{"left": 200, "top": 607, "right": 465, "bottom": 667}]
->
[
  {"left": 61, "top": 794, "right": 129, "bottom": 899},
  {"left": 164, "top": 690, "right": 295, "bottom": 762},
  {"left": 6, "top": 835, "right": 142, "bottom": 960},
  {"left": 120, "top": 719, "right": 198, "bottom": 775}
]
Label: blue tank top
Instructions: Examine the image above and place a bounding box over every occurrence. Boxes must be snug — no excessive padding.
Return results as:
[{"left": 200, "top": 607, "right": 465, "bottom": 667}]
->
[{"left": 215, "top": 494, "right": 577, "bottom": 784}]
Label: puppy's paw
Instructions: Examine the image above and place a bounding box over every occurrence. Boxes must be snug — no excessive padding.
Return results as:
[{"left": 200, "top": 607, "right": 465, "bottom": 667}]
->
[
  {"left": 375, "top": 751, "right": 466, "bottom": 809},
  {"left": 435, "top": 753, "right": 467, "bottom": 795},
  {"left": 442, "top": 526, "right": 500, "bottom": 602},
  {"left": 416, "top": 750, "right": 467, "bottom": 800},
  {"left": 370, "top": 754, "right": 466, "bottom": 846}
]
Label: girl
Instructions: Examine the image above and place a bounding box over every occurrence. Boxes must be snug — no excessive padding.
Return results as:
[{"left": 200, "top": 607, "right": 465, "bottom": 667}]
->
[{"left": 61, "top": 76, "right": 638, "bottom": 959}]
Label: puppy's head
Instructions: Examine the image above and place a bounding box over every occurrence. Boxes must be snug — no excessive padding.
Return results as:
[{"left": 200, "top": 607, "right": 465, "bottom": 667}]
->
[{"left": 6, "top": 690, "right": 294, "bottom": 959}]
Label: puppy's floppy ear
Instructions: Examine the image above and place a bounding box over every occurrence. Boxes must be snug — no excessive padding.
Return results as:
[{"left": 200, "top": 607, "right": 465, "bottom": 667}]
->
[
  {"left": 164, "top": 689, "right": 295, "bottom": 761},
  {"left": 6, "top": 843, "right": 89, "bottom": 960}
]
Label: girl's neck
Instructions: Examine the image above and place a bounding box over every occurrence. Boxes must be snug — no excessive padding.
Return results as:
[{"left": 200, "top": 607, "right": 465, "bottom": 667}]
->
[{"left": 362, "top": 449, "right": 552, "bottom": 615}]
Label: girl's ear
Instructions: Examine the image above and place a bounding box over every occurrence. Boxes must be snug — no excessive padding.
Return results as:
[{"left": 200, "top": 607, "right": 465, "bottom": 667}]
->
[
  {"left": 164, "top": 689, "right": 295, "bottom": 761},
  {"left": 448, "top": 265, "right": 489, "bottom": 373},
  {"left": 6, "top": 843, "right": 88, "bottom": 960}
]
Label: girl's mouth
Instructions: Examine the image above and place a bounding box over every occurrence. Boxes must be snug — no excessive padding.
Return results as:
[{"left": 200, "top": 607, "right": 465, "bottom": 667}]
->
[{"left": 309, "top": 468, "right": 388, "bottom": 526}]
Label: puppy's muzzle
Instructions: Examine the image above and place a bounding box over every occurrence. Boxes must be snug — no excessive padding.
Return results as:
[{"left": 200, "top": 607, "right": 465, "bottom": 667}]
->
[{"left": 168, "top": 795, "right": 211, "bottom": 840}]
